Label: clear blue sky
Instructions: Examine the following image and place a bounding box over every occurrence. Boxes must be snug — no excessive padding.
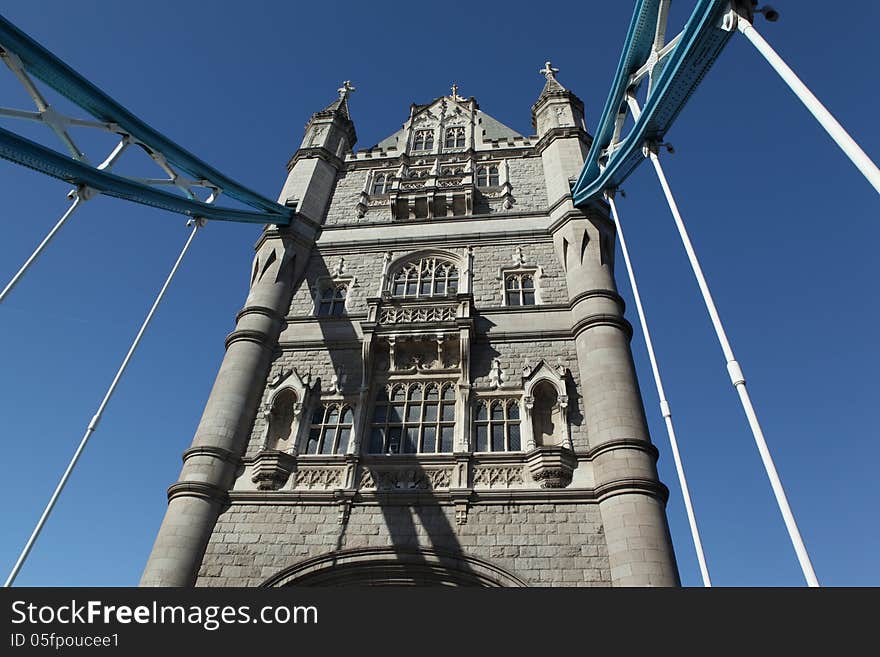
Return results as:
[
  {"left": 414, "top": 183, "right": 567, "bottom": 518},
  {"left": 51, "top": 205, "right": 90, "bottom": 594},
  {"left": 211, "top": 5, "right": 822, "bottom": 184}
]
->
[{"left": 1, "top": 1, "right": 877, "bottom": 587}]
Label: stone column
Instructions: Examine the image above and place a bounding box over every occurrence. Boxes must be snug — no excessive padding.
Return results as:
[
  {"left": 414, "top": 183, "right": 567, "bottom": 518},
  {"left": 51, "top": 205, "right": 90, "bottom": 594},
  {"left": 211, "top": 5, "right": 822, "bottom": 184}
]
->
[
  {"left": 560, "top": 210, "right": 680, "bottom": 586},
  {"left": 140, "top": 231, "right": 301, "bottom": 586}
]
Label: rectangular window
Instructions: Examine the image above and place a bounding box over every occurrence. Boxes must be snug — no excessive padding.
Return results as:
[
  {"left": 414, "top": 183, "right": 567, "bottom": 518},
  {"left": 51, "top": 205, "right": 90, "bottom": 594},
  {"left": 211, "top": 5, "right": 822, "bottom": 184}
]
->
[
  {"left": 368, "top": 382, "right": 456, "bottom": 454},
  {"left": 472, "top": 399, "right": 522, "bottom": 452}
]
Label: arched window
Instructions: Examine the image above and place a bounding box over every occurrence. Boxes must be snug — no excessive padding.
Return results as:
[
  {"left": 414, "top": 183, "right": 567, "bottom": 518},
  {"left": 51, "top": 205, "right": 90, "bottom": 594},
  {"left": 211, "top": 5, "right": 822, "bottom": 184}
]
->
[
  {"left": 476, "top": 165, "right": 500, "bottom": 187},
  {"left": 412, "top": 129, "right": 434, "bottom": 151},
  {"left": 371, "top": 173, "right": 390, "bottom": 195},
  {"left": 368, "top": 382, "right": 455, "bottom": 454},
  {"left": 473, "top": 399, "right": 521, "bottom": 452},
  {"left": 266, "top": 388, "right": 297, "bottom": 451},
  {"left": 444, "top": 127, "right": 465, "bottom": 148},
  {"left": 316, "top": 283, "right": 347, "bottom": 316},
  {"left": 504, "top": 273, "right": 535, "bottom": 306},
  {"left": 390, "top": 257, "right": 459, "bottom": 298},
  {"left": 305, "top": 403, "right": 354, "bottom": 454}
]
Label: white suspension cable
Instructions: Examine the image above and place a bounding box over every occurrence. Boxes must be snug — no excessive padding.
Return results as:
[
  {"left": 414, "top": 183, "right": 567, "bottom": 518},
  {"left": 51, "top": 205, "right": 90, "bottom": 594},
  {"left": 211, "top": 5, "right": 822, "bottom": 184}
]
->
[
  {"left": 605, "top": 190, "right": 712, "bottom": 587},
  {"left": 737, "top": 17, "right": 880, "bottom": 196},
  {"left": 3, "top": 218, "right": 205, "bottom": 587},
  {"left": 646, "top": 145, "right": 819, "bottom": 587},
  {"left": 0, "top": 188, "right": 89, "bottom": 305}
]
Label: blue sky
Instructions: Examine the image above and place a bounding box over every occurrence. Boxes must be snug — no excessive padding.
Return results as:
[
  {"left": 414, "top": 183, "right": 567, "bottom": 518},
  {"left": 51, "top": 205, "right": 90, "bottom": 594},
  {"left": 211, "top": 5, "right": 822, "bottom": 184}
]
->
[{"left": 0, "top": 0, "right": 877, "bottom": 587}]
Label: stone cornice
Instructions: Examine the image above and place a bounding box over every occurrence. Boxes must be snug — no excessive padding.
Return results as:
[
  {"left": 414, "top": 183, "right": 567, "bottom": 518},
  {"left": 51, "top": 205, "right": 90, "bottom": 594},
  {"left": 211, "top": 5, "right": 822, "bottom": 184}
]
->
[
  {"left": 287, "top": 147, "right": 346, "bottom": 172},
  {"left": 181, "top": 445, "right": 241, "bottom": 466},
  {"left": 586, "top": 438, "right": 659, "bottom": 462},
  {"left": 534, "top": 126, "right": 592, "bottom": 155},
  {"left": 224, "top": 328, "right": 278, "bottom": 350},
  {"left": 594, "top": 477, "right": 670, "bottom": 504},
  {"left": 235, "top": 305, "right": 285, "bottom": 325},
  {"left": 226, "top": 478, "right": 668, "bottom": 506},
  {"left": 167, "top": 481, "right": 229, "bottom": 504},
  {"left": 571, "top": 313, "right": 633, "bottom": 340}
]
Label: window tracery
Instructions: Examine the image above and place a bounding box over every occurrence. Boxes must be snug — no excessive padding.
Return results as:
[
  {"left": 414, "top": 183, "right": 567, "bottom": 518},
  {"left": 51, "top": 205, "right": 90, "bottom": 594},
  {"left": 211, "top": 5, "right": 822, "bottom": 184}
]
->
[
  {"left": 368, "top": 382, "right": 456, "bottom": 454},
  {"left": 390, "top": 257, "right": 459, "bottom": 298},
  {"left": 504, "top": 273, "right": 536, "bottom": 306},
  {"left": 473, "top": 399, "right": 522, "bottom": 452},
  {"left": 305, "top": 402, "right": 354, "bottom": 455},
  {"left": 444, "top": 127, "right": 465, "bottom": 149},
  {"left": 476, "top": 165, "right": 500, "bottom": 187},
  {"left": 412, "top": 129, "right": 434, "bottom": 151},
  {"left": 316, "top": 283, "right": 348, "bottom": 316}
]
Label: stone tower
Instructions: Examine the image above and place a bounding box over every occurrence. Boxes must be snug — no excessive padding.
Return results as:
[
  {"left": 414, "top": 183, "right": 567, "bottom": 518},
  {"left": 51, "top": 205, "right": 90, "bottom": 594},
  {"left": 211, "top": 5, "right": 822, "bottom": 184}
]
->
[{"left": 141, "top": 69, "right": 680, "bottom": 587}]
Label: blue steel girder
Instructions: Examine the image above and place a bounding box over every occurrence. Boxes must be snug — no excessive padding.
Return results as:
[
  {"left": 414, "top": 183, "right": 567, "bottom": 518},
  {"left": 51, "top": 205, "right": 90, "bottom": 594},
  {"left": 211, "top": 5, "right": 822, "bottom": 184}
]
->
[
  {"left": 572, "top": 0, "right": 734, "bottom": 207},
  {"left": 0, "top": 14, "right": 292, "bottom": 225}
]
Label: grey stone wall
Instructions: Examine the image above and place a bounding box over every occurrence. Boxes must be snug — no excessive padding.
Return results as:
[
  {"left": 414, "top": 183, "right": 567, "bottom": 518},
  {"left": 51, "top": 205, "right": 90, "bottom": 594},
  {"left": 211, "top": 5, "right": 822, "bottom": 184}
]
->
[
  {"left": 196, "top": 502, "right": 610, "bottom": 587},
  {"left": 506, "top": 156, "right": 548, "bottom": 213},
  {"left": 246, "top": 347, "right": 363, "bottom": 458},
  {"left": 471, "top": 338, "right": 588, "bottom": 450},
  {"left": 470, "top": 240, "right": 566, "bottom": 306},
  {"left": 287, "top": 250, "right": 385, "bottom": 318},
  {"left": 322, "top": 153, "right": 548, "bottom": 227}
]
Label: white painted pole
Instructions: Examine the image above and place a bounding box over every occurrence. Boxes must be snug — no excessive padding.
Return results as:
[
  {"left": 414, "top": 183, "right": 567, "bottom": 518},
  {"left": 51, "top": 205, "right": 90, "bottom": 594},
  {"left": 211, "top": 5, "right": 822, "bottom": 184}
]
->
[
  {"left": 647, "top": 148, "right": 820, "bottom": 587},
  {"left": 605, "top": 190, "right": 712, "bottom": 587},
  {"left": 3, "top": 219, "right": 204, "bottom": 587},
  {"left": 0, "top": 192, "right": 85, "bottom": 305},
  {"left": 738, "top": 19, "right": 880, "bottom": 196}
]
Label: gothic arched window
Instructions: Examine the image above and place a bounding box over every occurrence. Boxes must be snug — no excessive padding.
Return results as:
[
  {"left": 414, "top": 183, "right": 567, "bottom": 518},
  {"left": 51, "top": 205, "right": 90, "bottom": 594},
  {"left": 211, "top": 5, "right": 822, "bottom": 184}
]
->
[
  {"left": 391, "top": 257, "right": 459, "bottom": 298},
  {"left": 504, "top": 273, "right": 536, "bottom": 306},
  {"left": 371, "top": 173, "right": 390, "bottom": 195},
  {"left": 368, "top": 382, "right": 455, "bottom": 454},
  {"left": 476, "top": 165, "right": 500, "bottom": 187},
  {"left": 473, "top": 399, "right": 521, "bottom": 452},
  {"left": 316, "top": 283, "right": 347, "bottom": 316},
  {"left": 412, "top": 129, "right": 434, "bottom": 151},
  {"left": 305, "top": 402, "right": 354, "bottom": 455},
  {"left": 444, "top": 127, "right": 465, "bottom": 148}
]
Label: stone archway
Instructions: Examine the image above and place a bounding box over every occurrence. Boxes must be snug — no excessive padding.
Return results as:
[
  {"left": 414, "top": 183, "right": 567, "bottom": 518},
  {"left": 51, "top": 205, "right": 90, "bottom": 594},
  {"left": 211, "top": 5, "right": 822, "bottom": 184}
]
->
[{"left": 260, "top": 546, "right": 527, "bottom": 587}]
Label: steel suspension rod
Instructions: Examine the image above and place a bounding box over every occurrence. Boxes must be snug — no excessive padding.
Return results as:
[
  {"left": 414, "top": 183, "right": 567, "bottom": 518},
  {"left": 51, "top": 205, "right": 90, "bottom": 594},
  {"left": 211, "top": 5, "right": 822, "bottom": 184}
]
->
[
  {"left": 3, "top": 218, "right": 204, "bottom": 587},
  {"left": 605, "top": 190, "right": 712, "bottom": 587},
  {"left": 0, "top": 188, "right": 87, "bottom": 305},
  {"left": 737, "top": 18, "right": 880, "bottom": 196},
  {"left": 646, "top": 146, "right": 819, "bottom": 587}
]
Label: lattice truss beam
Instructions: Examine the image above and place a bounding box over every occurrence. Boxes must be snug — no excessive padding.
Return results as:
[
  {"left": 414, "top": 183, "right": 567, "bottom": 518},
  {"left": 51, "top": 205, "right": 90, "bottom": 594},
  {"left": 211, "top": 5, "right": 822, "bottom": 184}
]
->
[
  {"left": 0, "top": 15, "right": 291, "bottom": 225},
  {"left": 572, "top": 0, "right": 742, "bottom": 206}
]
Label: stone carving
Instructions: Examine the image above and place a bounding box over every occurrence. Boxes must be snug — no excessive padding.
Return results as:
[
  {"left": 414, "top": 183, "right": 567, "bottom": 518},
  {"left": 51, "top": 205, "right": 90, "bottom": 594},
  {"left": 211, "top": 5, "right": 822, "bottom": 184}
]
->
[
  {"left": 379, "top": 306, "right": 456, "bottom": 324},
  {"left": 513, "top": 246, "right": 526, "bottom": 266},
  {"left": 539, "top": 61, "right": 560, "bottom": 81},
  {"left": 488, "top": 358, "right": 506, "bottom": 389},
  {"left": 473, "top": 466, "right": 524, "bottom": 488},
  {"left": 359, "top": 468, "right": 452, "bottom": 491},
  {"left": 290, "top": 467, "right": 344, "bottom": 490}
]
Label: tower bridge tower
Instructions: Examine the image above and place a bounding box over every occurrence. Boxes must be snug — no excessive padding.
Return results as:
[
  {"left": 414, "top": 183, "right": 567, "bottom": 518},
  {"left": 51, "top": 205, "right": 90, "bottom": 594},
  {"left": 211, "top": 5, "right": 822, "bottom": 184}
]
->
[{"left": 141, "top": 68, "right": 680, "bottom": 587}]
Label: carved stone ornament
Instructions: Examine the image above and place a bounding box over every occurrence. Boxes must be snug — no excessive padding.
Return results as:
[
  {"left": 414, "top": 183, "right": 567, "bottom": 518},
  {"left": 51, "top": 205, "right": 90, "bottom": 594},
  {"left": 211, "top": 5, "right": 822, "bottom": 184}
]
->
[
  {"left": 290, "top": 467, "right": 345, "bottom": 490},
  {"left": 359, "top": 468, "right": 452, "bottom": 491},
  {"left": 488, "top": 358, "right": 506, "bottom": 389},
  {"left": 251, "top": 451, "right": 296, "bottom": 491},
  {"left": 525, "top": 446, "right": 577, "bottom": 489},
  {"left": 473, "top": 466, "right": 524, "bottom": 488}
]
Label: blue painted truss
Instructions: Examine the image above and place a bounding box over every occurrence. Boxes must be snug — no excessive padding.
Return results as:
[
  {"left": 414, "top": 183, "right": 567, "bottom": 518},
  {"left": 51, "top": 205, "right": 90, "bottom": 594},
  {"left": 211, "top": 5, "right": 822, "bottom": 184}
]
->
[
  {"left": 572, "top": 0, "right": 734, "bottom": 207},
  {"left": 0, "top": 15, "right": 292, "bottom": 225}
]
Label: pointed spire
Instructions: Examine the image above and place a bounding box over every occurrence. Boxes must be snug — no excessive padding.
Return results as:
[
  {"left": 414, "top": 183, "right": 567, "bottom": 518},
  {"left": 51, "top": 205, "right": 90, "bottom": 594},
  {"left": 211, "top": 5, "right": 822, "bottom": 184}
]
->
[{"left": 318, "top": 80, "right": 356, "bottom": 120}]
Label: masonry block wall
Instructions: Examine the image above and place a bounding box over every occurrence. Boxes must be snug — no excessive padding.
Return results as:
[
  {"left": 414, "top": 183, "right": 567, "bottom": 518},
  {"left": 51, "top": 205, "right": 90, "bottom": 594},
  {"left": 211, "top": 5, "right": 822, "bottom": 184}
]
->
[{"left": 141, "top": 75, "right": 680, "bottom": 588}]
